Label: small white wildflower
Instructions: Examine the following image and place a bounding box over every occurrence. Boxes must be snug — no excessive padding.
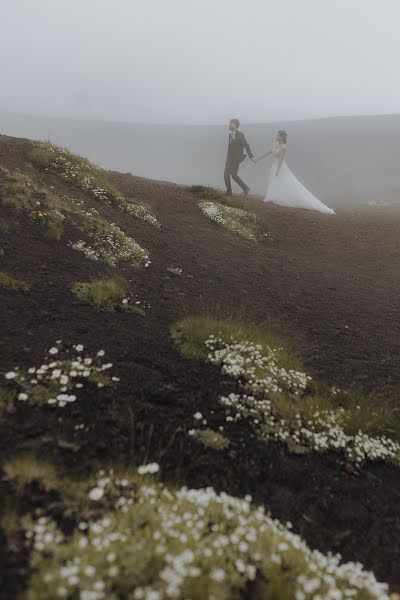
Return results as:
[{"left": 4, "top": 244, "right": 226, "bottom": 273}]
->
[
  {"left": 138, "top": 463, "right": 160, "bottom": 475},
  {"left": 88, "top": 487, "right": 104, "bottom": 501}
]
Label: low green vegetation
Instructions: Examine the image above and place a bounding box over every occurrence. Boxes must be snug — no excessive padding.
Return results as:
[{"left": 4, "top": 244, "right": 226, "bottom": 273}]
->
[
  {"left": 171, "top": 315, "right": 299, "bottom": 366},
  {"left": 72, "top": 278, "right": 147, "bottom": 314},
  {"left": 126, "top": 199, "right": 161, "bottom": 228},
  {"left": 31, "top": 142, "right": 126, "bottom": 209},
  {"left": 190, "top": 428, "right": 230, "bottom": 450},
  {"left": 3, "top": 453, "right": 97, "bottom": 516},
  {"left": 191, "top": 185, "right": 270, "bottom": 241},
  {"left": 199, "top": 201, "right": 270, "bottom": 241},
  {"left": 72, "top": 278, "right": 128, "bottom": 311},
  {"left": 0, "top": 271, "right": 30, "bottom": 291},
  {"left": 4, "top": 341, "right": 116, "bottom": 408},
  {"left": 4, "top": 453, "right": 59, "bottom": 493},
  {"left": 0, "top": 166, "right": 150, "bottom": 268},
  {"left": 69, "top": 214, "right": 150, "bottom": 268},
  {"left": 172, "top": 315, "right": 400, "bottom": 465},
  {"left": 24, "top": 468, "right": 389, "bottom": 600},
  {"left": 190, "top": 184, "right": 247, "bottom": 210},
  {"left": 0, "top": 168, "right": 65, "bottom": 240}
]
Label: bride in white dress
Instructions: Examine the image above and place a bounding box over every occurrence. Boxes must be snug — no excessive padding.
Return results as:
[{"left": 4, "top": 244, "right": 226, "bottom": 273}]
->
[{"left": 255, "top": 130, "right": 335, "bottom": 215}]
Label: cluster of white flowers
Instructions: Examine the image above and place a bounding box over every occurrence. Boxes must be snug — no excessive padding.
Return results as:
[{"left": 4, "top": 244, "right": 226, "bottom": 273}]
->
[
  {"left": 87, "top": 469, "right": 136, "bottom": 510},
  {"left": 68, "top": 197, "right": 100, "bottom": 218},
  {"left": 26, "top": 516, "right": 64, "bottom": 552},
  {"left": 5, "top": 342, "right": 117, "bottom": 408},
  {"left": 137, "top": 462, "right": 160, "bottom": 475},
  {"left": 126, "top": 203, "right": 161, "bottom": 228},
  {"left": 69, "top": 222, "right": 150, "bottom": 268},
  {"left": 70, "top": 240, "right": 101, "bottom": 262},
  {"left": 220, "top": 393, "right": 400, "bottom": 463},
  {"left": 45, "top": 145, "right": 124, "bottom": 207},
  {"left": 205, "top": 335, "right": 400, "bottom": 465},
  {"left": 206, "top": 335, "right": 311, "bottom": 396},
  {"left": 199, "top": 201, "right": 271, "bottom": 241},
  {"left": 27, "top": 475, "right": 389, "bottom": 600}
]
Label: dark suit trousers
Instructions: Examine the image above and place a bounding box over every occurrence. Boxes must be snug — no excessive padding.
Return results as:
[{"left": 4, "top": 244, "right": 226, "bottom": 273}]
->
[{"left": 224, "top": 160, "right": 248, "bottom": 194}]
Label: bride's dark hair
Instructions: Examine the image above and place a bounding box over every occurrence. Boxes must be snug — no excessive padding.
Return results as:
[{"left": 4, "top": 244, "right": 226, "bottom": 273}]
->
[{"left": 277, "top": 129, "right": 288, "bottom": 144}]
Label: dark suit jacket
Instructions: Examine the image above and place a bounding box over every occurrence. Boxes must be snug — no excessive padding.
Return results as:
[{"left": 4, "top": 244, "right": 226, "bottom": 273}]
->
[{"left": 226, "top": 130, "right": 253, "bottom": 165}]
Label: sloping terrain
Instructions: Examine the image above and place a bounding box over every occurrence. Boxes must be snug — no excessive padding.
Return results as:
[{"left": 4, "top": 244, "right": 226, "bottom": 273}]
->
[
  {"left": 1, "top": 133, "right": 400, "bottom": 599},
  {"left": 2, "top": 112, "right": 400, "bottom": 205}
]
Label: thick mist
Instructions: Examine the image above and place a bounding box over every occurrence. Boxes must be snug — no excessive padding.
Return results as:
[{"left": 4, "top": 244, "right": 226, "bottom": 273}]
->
[
  {"left": 2, "top": 0, "right": 400, "bottom": 124},
  {"left": 1, "top": 112, "right": 400, "bottom": 207}
]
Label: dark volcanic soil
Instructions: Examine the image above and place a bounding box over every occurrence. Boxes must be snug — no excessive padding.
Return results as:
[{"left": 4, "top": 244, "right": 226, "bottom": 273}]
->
[{"left": 1, "top": 133, "right": 400, "bottom": 598}]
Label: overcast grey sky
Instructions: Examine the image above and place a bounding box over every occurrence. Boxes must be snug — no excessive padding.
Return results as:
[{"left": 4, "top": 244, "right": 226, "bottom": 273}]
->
[{"left": 1, "top": 0, "right": 399, "bottom": 124}]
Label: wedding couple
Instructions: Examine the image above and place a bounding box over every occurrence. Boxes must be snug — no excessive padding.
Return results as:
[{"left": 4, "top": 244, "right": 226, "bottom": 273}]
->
[{"left": 224, "top": 118, "right": 335, "bottom": 215}]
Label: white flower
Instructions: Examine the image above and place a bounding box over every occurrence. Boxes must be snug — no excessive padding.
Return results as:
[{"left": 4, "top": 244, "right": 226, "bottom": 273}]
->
[
  {"left": 18, "top": 392, "right": 28, "bottom": 401},
  {"left": 5, "top": 371, "right": 16, "bottom": 379},
  {"left": 194, "top": 412, "right": 202, "bottom": 420},
  {"left": 211, "top": 569, "right": 226, "bottom": 582},
  {"left": 138, "top": 463, "right": 160, "bottom": 475},
  {"left": 76, "top": 344, "right": 84, "bottom": 352},
  {"left": 48, "top": 347, "right": 59, "bottom": 355},
  {"left": 88, "top": 487, "right": 104, "bottom": 501}
]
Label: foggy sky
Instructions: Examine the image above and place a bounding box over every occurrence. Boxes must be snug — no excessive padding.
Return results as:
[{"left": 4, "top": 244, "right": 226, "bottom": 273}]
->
[{"left": 2, "top": 0, "right": 399, "bottom": 124}]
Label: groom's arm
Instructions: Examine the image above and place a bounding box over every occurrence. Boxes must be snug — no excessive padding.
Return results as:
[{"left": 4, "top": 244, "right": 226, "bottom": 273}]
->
[{"left": 241, "top": 133, "right": 254, "bottom": 159}]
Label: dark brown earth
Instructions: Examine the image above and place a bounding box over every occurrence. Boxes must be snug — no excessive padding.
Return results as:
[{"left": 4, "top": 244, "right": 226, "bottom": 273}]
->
[{"left": 1, "top": 133, "right": 400, "bottom": 598}]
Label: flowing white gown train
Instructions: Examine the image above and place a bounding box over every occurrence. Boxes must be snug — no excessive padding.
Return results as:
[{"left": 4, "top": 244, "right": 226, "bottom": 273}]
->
[{"left": 263, "top": 144, "right": 335, "bottom": 215}]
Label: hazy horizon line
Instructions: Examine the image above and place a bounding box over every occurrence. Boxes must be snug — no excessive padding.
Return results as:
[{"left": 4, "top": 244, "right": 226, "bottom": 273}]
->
[{"left": 2, "top": 110, "right": 400, "bottom": 128}]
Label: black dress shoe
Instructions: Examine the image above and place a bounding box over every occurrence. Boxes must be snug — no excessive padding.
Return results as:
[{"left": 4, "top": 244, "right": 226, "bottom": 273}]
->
[
  {"left": 241, "top": 187, "right": 250, "bottom": 197},
  {"left": 225, "top": 191, "right": 233, "bottom": 196}
]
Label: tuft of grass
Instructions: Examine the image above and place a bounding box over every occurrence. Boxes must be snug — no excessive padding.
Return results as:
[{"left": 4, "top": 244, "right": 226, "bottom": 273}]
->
[
  {"left": 172, "top": 315, "right": 400, "bottom": 463},
  {"left": 191, "top": 428, "right": 230, "bottom": 450},
  {"left": 3, "top": 453, "right": 100, "bottom": 519},
  {"left": 72, "top": 278, "right": 128, "bottom": 311},
  {"left": 199, "top": 201, "right": 270, "bottom": 241},
  {"left": 4, "top": 454, "right": 58, "bottom": 493},
  {"left": 25, "top": 473, "right": 389, "bottom": 600},
  {"left": 0, "top": 271, "right": 30, "bottom": 291},
  {"left": 126, "top": 200, "right": 161, "bottom": 228},
  {"left": 31, "top": 142, "right": 126, "bottom": 209},
  {"left": 70, "top": 213, "right": 150, "bottom": 268},
  {"left": 191, "top": 185, "right": 270, "bottom": 241},
  {"left": 171, "top": 315, "right": 300, "bottom": 369},
  {"left": 190, "top": 184, "right": 249, "bottom": 211},
  {"left": 0, "top": 169, "right": 65, "bottom": 240},
  {"left": 1, "top": 166, "right": 149, "bottom": 267}
]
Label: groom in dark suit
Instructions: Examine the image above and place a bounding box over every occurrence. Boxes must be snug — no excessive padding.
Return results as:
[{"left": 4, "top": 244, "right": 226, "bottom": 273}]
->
[{"left": 224, "top": 118, "right": 254, "bottom": 196}]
